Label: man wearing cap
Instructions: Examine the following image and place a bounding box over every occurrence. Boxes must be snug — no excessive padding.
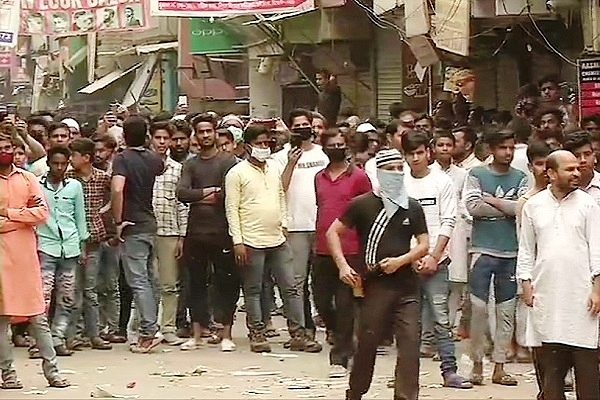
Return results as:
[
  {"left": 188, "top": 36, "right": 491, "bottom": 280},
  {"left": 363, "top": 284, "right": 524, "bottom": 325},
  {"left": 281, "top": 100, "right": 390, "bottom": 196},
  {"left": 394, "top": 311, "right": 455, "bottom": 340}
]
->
[
  {"left": 327, "top": 149, "right": 429, "bottom": 400},
  {"left": 61, "top": 118, "right": 80, "bottom": 141}
]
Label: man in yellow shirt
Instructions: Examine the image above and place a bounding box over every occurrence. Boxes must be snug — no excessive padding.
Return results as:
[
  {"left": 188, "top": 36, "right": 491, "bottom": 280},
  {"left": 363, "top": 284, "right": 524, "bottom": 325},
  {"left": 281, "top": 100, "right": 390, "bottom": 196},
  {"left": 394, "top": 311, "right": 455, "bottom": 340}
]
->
[{"left": 225, "top": 125, "right": 306, "bottom": 353}]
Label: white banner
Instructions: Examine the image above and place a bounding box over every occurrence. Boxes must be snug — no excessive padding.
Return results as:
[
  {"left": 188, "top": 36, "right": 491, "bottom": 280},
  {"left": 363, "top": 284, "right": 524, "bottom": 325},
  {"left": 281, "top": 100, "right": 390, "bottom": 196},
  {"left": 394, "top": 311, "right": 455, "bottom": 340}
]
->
[
  {"left": 0, "top": 0, "right": 21, "bottom": 47},
  {"left": 150, "top": 0, "right": 314, "bottom": 17},
  {"left": 433, "top": 0, "right": 470, "bottom": 56}
]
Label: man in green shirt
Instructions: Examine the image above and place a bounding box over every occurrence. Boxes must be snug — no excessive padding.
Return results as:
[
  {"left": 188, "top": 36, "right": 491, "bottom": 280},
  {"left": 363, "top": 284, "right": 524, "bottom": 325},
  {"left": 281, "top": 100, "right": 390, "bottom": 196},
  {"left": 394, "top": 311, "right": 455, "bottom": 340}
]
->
[{"left": 37, "top": 145, "right": 89, "bottom": 356}]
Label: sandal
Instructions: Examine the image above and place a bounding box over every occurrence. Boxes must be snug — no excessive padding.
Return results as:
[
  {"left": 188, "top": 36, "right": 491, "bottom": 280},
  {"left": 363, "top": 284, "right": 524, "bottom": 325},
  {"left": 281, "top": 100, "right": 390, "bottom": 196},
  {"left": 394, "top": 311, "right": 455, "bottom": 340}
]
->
[
  {"left": 264, "top": 329, "right": 280, "bottom": 338},
  {"left": 492, "top": 373, "right": 518, "bottom": 386},
  {"left": 1, "top": 373, "right": 23, "bottom": 390},
  {"left": 48, "top": 376, "right": 70, "bottom": 388},
  {"left": 470, "top": 373, "right": 484, "bottom": 386},
  {"left": 28, "top": 347, "right": 41, "bottom": 359}
]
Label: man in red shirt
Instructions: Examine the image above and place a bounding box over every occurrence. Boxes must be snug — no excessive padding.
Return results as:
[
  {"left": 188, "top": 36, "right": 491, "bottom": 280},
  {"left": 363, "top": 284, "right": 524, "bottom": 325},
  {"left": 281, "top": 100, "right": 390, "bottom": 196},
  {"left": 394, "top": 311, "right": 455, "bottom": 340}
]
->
[{"left": 314, "top": 128, "right": 372, "bottom": 378}]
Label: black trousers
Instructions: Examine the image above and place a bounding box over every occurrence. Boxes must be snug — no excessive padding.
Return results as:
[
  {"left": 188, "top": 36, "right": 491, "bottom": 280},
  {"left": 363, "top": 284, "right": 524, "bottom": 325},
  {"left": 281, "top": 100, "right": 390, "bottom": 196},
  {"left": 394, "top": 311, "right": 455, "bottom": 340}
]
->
[
  {"left": 348, "top": 279, "right": 420, "bottom": 400},
  {"left": 184, "top": 236, "right": 240, "bottom": 327},
  {"left": 313, "top": 255, "right": 359, "bottom": 367},
  {"left": 118, "top": 258, "right": 133, "bottom": 336},
  {"left": 176, "top": 260, "right": 190, "bottom": 329},
  {"left": 533, "top": 343, "right": 600, "bottom": 400}
]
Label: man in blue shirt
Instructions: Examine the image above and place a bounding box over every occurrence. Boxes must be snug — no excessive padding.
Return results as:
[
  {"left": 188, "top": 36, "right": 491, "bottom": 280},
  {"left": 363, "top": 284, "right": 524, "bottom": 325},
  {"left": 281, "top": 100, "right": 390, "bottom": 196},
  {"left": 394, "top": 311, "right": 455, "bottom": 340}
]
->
[{"left": 37, "top": 145, "right": 89, "bottom": 356}]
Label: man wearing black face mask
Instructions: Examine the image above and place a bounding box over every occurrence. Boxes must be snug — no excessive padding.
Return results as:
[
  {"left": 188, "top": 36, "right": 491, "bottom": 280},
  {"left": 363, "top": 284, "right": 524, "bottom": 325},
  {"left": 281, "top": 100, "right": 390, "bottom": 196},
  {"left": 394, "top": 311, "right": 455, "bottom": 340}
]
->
[
  {"left": 273, "top": 108, "right": 329, "bottom": 351},
  {"left": 314, "top": 128, "right": 371, "bottom": 378}
]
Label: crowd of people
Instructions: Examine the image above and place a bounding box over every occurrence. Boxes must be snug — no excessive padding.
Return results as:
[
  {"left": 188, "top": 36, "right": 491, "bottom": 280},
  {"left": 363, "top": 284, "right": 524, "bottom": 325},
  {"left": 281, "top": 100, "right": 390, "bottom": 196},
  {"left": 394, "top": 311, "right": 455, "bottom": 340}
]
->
[{"left": 0, "top": 71, "right": 599, "bottom": 400}]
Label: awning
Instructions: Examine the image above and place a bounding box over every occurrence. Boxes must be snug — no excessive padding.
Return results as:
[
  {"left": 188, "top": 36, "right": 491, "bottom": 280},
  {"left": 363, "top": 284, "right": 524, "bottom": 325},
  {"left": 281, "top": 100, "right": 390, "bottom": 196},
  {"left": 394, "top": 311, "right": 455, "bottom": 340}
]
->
[
  {"left": 113, "top": 42, "right": 178, "bottom": 58},
  {"left": 136, "top": 42, "right": 178, "bottom": 55},
  {"left": 122, "top": 55, "right": 159, "bottom": 107},
  {"left": 78, "top": 62, "right": 142, "bottom": 94}
]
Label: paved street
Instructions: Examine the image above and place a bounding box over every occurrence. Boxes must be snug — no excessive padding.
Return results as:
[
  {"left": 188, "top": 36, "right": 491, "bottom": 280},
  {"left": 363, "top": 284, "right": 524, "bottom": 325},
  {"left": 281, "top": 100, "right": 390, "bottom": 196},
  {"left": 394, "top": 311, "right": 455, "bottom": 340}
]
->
[{"left": 5, "top": 315, "right": 542, "bottom": 399}]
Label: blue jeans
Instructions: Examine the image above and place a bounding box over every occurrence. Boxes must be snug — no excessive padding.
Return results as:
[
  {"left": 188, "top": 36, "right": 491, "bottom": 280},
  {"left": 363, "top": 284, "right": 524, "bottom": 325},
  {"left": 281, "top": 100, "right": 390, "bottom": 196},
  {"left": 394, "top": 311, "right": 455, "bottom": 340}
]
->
[
  {"left": 469, "top": 254, "right": 517, "bottom": 364},
  {"left": 69, "top": 244, "right": 102, "bottom": 339},
  {"left": 420, "top": 262, "right": 457, "bottom": 375},
  {"left": 96, "top": 242, "right": 121, "bottom": 333},
  {"left": 40, "top": 252, "right": 78, "bottom": 347},
  {"left": 469, "top": 254, "right": 517, "bottom": 304},
  {"left": 241, "top": 242, "right": 304, "bottom": 332},
  {"left": 121, "top": 233, "right": 158, "bottom": 339}
]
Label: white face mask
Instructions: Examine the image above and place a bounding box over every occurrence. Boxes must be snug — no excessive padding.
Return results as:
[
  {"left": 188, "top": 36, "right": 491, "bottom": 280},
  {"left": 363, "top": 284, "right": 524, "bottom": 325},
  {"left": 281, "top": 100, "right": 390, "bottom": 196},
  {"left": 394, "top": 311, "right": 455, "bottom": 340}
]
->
[
  {"left": 376, "top": 169, "right": 409, "bottom": 218},
  {"left": 251, "top": 146, "right": 271, "bottom": 162}
]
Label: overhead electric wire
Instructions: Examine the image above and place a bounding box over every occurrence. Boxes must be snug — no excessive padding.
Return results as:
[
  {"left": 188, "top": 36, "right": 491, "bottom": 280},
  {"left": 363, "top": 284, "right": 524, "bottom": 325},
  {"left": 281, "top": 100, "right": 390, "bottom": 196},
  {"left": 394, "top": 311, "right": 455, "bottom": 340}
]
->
[{"left": 526, "top": 13, "right": 577, "bottom": 66}]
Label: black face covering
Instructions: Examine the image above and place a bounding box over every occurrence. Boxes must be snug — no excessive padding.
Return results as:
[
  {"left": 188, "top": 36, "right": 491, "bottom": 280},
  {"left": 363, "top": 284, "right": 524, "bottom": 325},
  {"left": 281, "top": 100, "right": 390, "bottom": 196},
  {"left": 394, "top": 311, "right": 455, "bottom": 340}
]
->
[
  {"left": 291, "top": 127, "right": 313, "bottom": 141},
  {"left": 324, "top": 147, "right": 347, "bottom": 162}
]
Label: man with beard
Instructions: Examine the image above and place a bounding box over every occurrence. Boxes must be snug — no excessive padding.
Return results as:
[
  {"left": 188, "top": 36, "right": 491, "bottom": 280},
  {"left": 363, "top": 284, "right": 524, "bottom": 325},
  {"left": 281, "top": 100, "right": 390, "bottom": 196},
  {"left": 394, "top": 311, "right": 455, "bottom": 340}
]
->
[
  {"left": 563, "top": 132, "right": 600, "bottom": 205},
  {"left": 0, "top": 131, "right": 70, "bottom": 389},
  {"left": 177, "top": 114, "right": 238, "bottom": 352},
  {"left": 150, "top": 122, "right": 188, "bottom": 346},
  {"left": 518, "top": 150, "right": 600, "bottom": 400},
  {"left": 90, "top": 133, "right": 125, "bottom": 344},
  {"left": 327, "top": 149, "right": 429, "bottom": 400},
  {"left": 93, "top": 134, "right": 117, "bottom": 173},
  {"left": 452, "top": 126, "right": 481, "bottom": 171},
  {"left": 170, "top": 119, "right": 194, "bottom": 163}
]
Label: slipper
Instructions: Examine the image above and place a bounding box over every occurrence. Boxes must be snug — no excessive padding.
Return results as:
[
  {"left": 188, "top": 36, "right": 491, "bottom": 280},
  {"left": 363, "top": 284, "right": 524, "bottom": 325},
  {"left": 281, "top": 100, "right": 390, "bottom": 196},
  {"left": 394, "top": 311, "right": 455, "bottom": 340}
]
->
[
  {"left": 48, "top": 376, "right": 70, "bottom": 388},
  {"left": 1, "top": 374, "right": 23, "bottom": 390},
  {"left": 492, "top": 373, "right": 518, "bottom": 386},
  {"left": 470, "top": 373, "right": 484, "bottom": 386}
]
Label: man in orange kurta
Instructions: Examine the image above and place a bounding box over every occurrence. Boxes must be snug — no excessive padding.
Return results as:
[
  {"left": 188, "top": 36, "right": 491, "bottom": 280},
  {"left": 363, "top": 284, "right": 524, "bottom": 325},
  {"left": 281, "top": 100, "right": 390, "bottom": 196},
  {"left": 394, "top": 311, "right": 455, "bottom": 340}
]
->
[{"left": 0, "top": 131, "right": 69, "bottom": 389}]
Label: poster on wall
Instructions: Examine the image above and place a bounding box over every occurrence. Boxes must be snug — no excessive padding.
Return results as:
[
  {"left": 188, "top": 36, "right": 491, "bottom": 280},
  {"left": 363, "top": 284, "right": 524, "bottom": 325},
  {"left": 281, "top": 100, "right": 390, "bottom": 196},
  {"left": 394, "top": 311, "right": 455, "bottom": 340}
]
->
[
  {"left": 20, "top": 0, "right": 150, "bottom": 36},
  {"left": 150, "top": 0, "right": 314, "bottom": 17},
  {"left": 0, "top": 0, "right": 21, "bottom": 47}
]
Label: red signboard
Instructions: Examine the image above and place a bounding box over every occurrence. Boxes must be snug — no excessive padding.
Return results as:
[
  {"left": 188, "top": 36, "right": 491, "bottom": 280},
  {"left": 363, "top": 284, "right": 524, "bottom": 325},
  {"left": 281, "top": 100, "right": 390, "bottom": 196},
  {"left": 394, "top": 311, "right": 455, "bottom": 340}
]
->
[{"left": 578, "top": 58, "right": 600, "bottom": 117}]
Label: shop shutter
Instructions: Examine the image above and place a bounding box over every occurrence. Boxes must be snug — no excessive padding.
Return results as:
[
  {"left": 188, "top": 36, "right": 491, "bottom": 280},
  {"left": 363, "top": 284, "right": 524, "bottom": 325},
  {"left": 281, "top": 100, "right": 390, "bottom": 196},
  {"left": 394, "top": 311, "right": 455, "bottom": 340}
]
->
[{"left": 376, "top": 28, "right": 403, "bottom": 120}]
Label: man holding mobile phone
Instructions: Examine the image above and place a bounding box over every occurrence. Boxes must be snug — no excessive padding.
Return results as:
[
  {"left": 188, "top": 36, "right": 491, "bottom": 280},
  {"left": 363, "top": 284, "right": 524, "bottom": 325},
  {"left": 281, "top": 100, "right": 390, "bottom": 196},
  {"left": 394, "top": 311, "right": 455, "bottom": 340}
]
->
[{"left": 273, "top": 108, "right": 329, "bottom": 352}]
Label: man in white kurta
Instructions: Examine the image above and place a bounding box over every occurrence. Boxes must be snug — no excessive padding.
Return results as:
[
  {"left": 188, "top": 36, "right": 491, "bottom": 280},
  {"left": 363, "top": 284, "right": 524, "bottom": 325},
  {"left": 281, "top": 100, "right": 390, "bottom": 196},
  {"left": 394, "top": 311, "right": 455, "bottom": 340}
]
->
[{"left": 517, "top": 150, "right": 600, "bottom": 400}]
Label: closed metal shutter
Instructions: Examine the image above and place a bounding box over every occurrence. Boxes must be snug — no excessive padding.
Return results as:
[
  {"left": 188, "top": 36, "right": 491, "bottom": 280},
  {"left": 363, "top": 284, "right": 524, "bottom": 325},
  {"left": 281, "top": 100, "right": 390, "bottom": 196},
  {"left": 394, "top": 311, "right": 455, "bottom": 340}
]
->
[{"left": 376, "top": 28, "right": 403, "bottom": 120}]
